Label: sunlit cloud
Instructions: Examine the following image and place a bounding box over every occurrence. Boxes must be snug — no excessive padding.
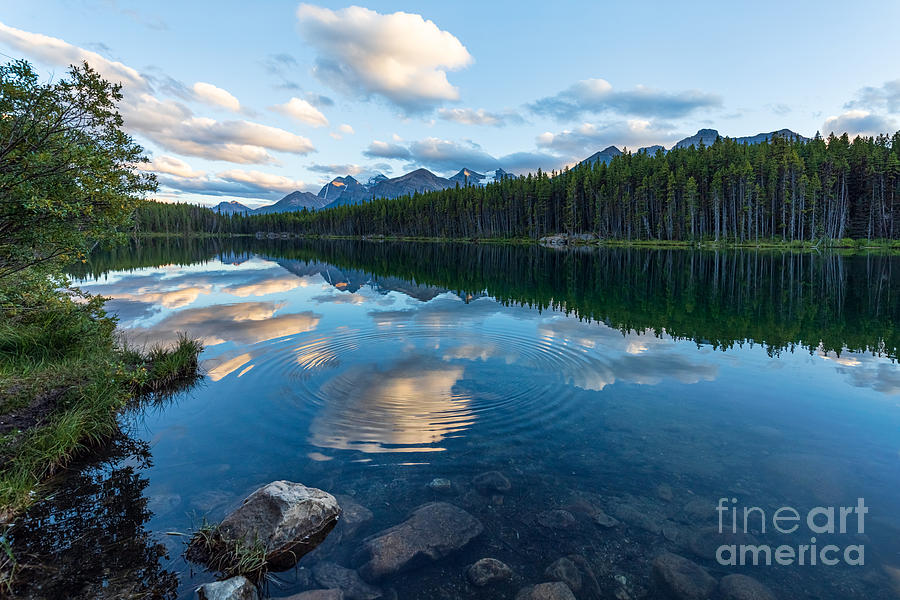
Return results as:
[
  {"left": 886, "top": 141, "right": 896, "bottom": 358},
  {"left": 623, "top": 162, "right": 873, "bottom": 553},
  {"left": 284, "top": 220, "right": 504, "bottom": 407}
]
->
[
  {"left": 271, "top": 97, "right": 329, "bottom": 127},
  {"left": 296, "top": 4, "right": 472, "bottom": 112},
  {"left": 192, "top": 81, "right": 242, "bottom": 112},
  {"left": 822, "top": 110, "right": 897, "bottom": 138}
]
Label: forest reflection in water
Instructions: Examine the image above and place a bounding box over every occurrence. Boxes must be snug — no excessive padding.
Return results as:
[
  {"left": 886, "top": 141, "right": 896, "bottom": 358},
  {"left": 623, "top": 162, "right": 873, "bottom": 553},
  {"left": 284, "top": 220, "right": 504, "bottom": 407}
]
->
[{"left": 7, "top": 239, "right": 897, "bottom": 599}]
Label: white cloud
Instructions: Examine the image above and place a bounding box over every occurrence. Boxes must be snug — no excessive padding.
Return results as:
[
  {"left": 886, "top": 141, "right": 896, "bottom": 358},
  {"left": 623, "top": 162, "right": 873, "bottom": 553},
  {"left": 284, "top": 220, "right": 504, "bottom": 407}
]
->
[
  {"left": 363, "top": 140, "right": 412, "bottom": 160},
  {"left": 192, "top": 81, "right": 241, "bottom": 112},
  {"left": 271, "top": 97, "right": 329, "bottom": 127},
  {"left": 438, "top": 107, "right": 524, "bottom": 127},
  {"left": 1, "top": 23, "right": 315, "bottom": 165},
  {"left": 530, "top": 78, "right": 722, "bottom": 120},
  {"left": 329, "top": 123, "right": 355, "bottom": 139},
  {"left": 295, "top": 4, "right": 472, "bottom": 111},
  {"left": 537, "top": 120, "right": 679, "bottom": 157},
  {"left": 0, "top": 21, "right": 147, "bottom": 91},
  {"left": 216, "top": 169, "right": 307, "bottom": 192},
  {"left": 822, "top": 110, "right": 897, "bottom": 138},
  {"left": 120, "top": 94, "right": 316, "bottom": 163},
  {"left": 138, "top": 155, "right": 206, "bottom": 178}
]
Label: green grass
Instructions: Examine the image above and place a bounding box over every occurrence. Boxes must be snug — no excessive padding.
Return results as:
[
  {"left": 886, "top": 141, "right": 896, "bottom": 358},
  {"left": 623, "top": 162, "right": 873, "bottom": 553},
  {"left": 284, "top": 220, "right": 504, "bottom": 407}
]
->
[
  {"left": 186, "top": 520, "right": 269, "bottom": 582},
  {"left": 0, "top": 272, "right": 203, "bottom": 517}
]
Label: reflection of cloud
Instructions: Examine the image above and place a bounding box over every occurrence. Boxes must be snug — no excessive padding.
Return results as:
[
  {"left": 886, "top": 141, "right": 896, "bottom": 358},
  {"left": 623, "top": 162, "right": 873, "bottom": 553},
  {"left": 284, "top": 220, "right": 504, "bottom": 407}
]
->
[
  {"left": 442, "top": 343, "right": 515, "bottom": 364},
  {"left": 125, "top": 302, "right": 320, "bottom": 346},
  {"left": 821, "top": 350, "right": 900, "bottom": 395},
  {"left": 307, "top": 358, "right": 472, "bottom": 453},
  {"left": 222, "top": 276, "right": 301, "bottom": 297},
  {"left": 116, "top": 286, "right": 210, "bottom": 309},
  {"left": 207, "top": 353, "right": 253, "bottom": 382},
  {"left": 310, "top": 292, "right": 368, "bottom": 305}
]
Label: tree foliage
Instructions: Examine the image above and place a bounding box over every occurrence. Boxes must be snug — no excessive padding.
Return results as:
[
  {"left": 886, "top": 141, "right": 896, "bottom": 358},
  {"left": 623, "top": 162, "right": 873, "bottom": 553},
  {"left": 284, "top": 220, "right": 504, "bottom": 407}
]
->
[
  {"left": 0, "top": 59, "right": 155, "bottom": 279},
  {"left": 139, "top": 132, "right": 900, "bottom": 243}
]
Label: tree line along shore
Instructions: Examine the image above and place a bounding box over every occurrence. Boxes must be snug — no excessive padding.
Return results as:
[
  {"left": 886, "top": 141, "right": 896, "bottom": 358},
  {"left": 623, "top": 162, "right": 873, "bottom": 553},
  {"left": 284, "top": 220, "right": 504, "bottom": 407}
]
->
[{"left": 135, "top": 130, "right": 900, "bottom": 248}]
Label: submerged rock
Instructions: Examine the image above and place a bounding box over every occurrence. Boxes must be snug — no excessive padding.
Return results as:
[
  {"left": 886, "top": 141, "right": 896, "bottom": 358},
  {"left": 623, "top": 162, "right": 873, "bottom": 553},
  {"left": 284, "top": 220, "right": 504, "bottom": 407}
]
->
[
  {"left": 544, "top": 557, "right": 582, "bottom": 592},
  {"left": 312, "top": 562, "right": 381, "bottom": 600},
  {"left": 536, "top": 509, "right": 576, "bottom": 530},
  {"left": 356, "top": 502, "right": 483, "bottom": 581},
  {"left": 473, "top": 471, "right": 511, "bottom": 494},
  {"left": 334, "top": 495, "right": 374, "bottom": 538},
  {"left": 196, "top": 576, "right": 258, "bottom": 600},
  {"left": 515, "top": 582, "right": 576, "bottom": 600},
  {"left": 467, "top": 558, "right": 513, "bottom": 586},
  {"left": 427, "top": 478, "right": 452, "bottom": 493},
  {"left": 656, "top": 483, "right": 674, "bottom": 502},
  {"left": 652, "top": 552, "right": 716, "bottom": 600},
  {"left": 689, "top": 527, "right": 758, "bottom": 561},
  {"left": 217, "top": 481, "right": 340, "bottom": 570},
  {"left": 718, "top": 574, "right": 777, "bottom": 600},
  {"left": 284, "top": 591, "right": 345, "bottom": 600}
]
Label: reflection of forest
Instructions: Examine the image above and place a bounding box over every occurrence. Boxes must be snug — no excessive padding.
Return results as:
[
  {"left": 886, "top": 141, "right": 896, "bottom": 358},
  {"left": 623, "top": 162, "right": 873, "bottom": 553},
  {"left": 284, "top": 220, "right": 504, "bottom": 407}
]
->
[
  {"left": 72, "top": 237, "right": 899, "bottom": 358},
  {"left": 9, "top": 436, "right": 178, "bottom": 599}
]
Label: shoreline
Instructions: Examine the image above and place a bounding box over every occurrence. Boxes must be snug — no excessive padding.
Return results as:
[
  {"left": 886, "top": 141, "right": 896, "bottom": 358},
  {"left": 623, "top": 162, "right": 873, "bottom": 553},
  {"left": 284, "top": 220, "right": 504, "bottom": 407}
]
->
[{"left": 134, "top": 232, "right": 900, "bottom": 254}]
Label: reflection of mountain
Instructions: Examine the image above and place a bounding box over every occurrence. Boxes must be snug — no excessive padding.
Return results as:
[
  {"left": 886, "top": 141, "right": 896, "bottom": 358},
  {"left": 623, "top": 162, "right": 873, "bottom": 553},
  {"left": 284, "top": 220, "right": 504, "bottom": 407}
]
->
[
  {"left": 306, "top": 358, "right": 472, "bottom": 453},
  {"left": 78, "top": 237, "right": 900, "bottom": 360},
  {"left": 274, "top": 259, "right": 446, "bottom": 302}
]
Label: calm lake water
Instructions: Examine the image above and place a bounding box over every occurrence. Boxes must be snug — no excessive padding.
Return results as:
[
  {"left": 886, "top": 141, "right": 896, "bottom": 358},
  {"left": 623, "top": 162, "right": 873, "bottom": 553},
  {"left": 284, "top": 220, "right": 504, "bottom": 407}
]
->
[{"left": 13, "top": 239, "right": 900, "bottom": 599}]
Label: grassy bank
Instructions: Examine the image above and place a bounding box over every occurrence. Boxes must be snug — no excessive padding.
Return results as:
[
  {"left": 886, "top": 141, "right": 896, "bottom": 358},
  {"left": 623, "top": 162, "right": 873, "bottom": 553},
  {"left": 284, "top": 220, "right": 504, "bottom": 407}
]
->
[{"left": 0, "top": 272, "right": 202, "bottom": 518}]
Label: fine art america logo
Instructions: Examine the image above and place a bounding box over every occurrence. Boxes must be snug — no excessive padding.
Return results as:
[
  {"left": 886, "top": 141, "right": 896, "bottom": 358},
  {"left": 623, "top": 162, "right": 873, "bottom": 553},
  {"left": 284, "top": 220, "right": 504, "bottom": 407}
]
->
[{"left": 715, "top": 497, "right": 867, "bottom": 566}]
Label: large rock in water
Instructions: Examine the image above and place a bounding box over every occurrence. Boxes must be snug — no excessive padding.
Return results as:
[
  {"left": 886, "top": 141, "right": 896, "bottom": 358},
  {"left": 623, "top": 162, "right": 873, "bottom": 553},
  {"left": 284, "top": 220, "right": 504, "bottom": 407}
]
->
[
  {"left": 196, "top": 576, "right": 258, "bottom": 600},
  {"left": 356, "top": 502, "right": 483, "bottom": 581},
  {"left": 515, "top": 582, "right": 576, "bottom": 600},
  {"left": 652, "top": 552, "right": 717, "bottom": 600},
  {"left": 219, "top": 481, "right": 340, "bottom": 570}
]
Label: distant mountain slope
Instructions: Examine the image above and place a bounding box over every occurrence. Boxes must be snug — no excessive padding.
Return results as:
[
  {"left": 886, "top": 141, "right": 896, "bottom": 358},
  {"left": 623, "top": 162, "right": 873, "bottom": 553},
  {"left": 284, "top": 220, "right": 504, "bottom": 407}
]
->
[
  {"left": 214, "top": 200, "right": 252, "bottom": 214},
  {"left": 370, "top": 168, "right": 453, "bottom": 199},
  {"left": 674, "top": 128, "right": 809, "bottom": 149},
  {"left": 449, "top": 168, "right": 486, "bottom": 186},
  {"left": 254, "top": 190, "right": 330, "bottom": 214},
  {"left": 580, "top": 128, "right": 811, "bottom": 166},
  {"left": 317, "top": 176, "right": 372, "bottom": 208},
  {"left": 580, "top": 145, "right": 623, "bottom": 166}
]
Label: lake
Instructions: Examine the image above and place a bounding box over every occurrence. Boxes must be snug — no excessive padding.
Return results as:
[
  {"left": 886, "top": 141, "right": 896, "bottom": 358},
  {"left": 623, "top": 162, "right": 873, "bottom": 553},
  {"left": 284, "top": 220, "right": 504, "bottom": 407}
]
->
[{"left": 12, "top": 239, "right": 900, "bottom": 599}]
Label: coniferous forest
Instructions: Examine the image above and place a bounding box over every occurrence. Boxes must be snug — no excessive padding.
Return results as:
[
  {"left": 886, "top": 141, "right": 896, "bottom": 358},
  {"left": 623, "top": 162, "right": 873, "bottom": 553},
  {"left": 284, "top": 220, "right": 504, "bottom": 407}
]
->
[{"left": 137, "top": 132, "right": 900, "bottom": 243}]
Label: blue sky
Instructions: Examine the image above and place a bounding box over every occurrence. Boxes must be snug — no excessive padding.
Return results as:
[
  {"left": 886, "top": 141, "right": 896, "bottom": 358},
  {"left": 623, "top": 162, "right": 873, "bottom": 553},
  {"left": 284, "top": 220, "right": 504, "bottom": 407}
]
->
[{"left": 2, "top": 0, "right": 899, "bottom": 207}]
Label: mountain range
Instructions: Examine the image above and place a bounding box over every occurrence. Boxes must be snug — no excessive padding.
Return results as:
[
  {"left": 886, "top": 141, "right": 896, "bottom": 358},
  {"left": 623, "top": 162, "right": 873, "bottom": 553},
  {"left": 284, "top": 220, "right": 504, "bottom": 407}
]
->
[{"left": 215, "top": 128, "right": 808, "bottom": 215}]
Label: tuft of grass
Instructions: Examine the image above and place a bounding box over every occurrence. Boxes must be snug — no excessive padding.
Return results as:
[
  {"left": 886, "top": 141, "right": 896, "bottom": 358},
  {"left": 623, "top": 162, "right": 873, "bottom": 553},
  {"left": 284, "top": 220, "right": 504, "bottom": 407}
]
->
[
  {"left": 0, "top": 272, "right": 203, "bottom": 516},
  {"left": 186, "top": 520, "right": 269, "bottom": 582}
]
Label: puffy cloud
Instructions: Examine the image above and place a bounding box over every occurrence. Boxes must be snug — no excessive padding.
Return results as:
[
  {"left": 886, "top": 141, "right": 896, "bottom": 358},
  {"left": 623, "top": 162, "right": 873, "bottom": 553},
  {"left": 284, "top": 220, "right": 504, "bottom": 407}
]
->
[
  {"left": 537, "top": 120, "right": 679, "bottom": 157},
  {"left": 271, "top": 97, "right": 329, "bottom": 127},
  {"left": 845, "top": 79, "right": 900, "bottom": 114},
  {"left": 822, "top": 110, "right": 897, "bottom": 138},
  {"left": 121, "top": 94, "right": 316, "bottom": 163},
  {"left": 138, "top": 155, "right": 206, "bottom": 179},
  {"left": 156, "top": 167, "right": 309, "bottom": 199},
  {"left": 192, "top": 81, "right": 241, "bottom": 112},
  {"left": 0, "top": 21, "right": 148, "bottom": 91},
  {"left": 216, "top": 169, "right": 308, "bottom": 193},
  {"left": 295, "top": 4, "right": 472, "bottom": 111},
  {"left": 363, "top": 140, "right": 412, "bottom": 160},
  {"left": 308, "top": 163, "right": 366, "bottom": 176},
  {"left": 438, "top": 107, "right": 524, "bottom": 127},
  {"left": 330, "top": 123, "right": 355, "bottom": 139},
  {"left": 407, "top": 137, "right": 500, "bottom": 172},
  {"left": 363, "top": 136, "right": 562, "bottom": 175},
  {"left": 1, "top": 23, "right": 315, "bottom": 165},
  {"left": 530, "top": 78, "right": 722, "bottom": 120}
]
